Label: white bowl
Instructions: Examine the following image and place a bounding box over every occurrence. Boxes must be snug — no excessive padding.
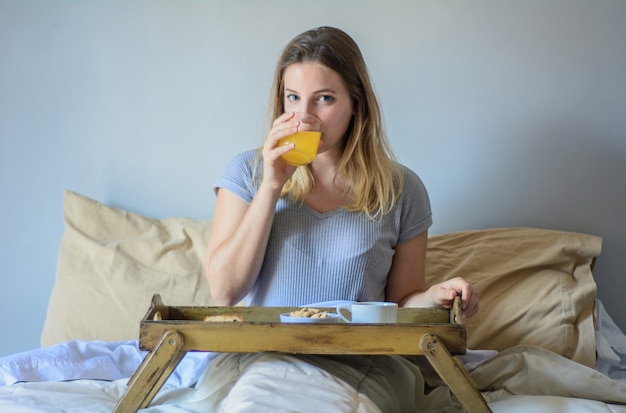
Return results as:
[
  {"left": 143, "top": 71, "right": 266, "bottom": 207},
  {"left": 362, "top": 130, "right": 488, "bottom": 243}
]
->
[{"left": 279, "top": 312, "right": 340, "bottom": 323}]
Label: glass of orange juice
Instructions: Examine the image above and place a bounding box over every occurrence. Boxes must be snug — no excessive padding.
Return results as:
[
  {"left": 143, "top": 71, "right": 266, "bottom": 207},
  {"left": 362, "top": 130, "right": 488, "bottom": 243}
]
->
[{"left": 278, "top": 113, "right": 322, "bottom": 166}]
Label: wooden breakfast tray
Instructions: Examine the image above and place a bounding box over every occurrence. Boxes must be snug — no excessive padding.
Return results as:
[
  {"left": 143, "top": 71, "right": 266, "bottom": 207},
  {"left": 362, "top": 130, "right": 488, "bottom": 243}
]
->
[{"left": 114, "top": 293, "right": 491, "bottom": 413}]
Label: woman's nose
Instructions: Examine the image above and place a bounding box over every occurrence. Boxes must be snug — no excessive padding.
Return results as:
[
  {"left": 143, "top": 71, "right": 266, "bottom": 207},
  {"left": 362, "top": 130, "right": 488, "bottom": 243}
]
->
[{"left": 296, "top": 100, "right": 314, "bottom": 116}]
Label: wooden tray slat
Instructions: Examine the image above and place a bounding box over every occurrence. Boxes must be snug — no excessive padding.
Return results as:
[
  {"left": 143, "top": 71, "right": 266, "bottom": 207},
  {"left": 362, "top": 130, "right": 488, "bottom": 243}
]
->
[
  {"left": 139, "top": 294, "right": 465, "bottom": 355},
  {"left": 139, "top": 322, "right": 465, "bottom": 354}
]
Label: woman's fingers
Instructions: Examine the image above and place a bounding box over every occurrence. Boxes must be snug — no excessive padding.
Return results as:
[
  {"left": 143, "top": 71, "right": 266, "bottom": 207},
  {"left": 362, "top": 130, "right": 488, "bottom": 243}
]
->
[
  {"left": 265, "top": 113, "right": 298, "bottom": 153},
  {"left": 432, "top": 277, "right": 480, "bottom": 318},
  {"left": 259, "top": 113, "right": 301, "bottom": 189}
]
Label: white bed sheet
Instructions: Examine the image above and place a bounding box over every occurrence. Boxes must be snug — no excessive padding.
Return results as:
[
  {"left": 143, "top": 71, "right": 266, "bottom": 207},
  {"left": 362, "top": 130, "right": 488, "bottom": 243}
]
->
[{"left": 0, "top": 300, "right": 625, "bottom": 413}]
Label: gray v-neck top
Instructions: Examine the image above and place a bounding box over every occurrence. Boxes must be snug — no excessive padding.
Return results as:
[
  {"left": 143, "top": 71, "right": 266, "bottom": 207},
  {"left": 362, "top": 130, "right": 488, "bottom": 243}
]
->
[{"left": 214, "top": 150, "right": 432, "bottom": 306}]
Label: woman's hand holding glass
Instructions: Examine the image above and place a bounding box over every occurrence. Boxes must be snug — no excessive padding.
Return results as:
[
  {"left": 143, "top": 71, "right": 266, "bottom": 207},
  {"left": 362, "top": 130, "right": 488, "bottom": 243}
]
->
[
  {"left": 262, "top": 112, "right": 323, "bottom": 192},
  {"left": 262, "top": 112, "right": 300, "bottom": 192}
]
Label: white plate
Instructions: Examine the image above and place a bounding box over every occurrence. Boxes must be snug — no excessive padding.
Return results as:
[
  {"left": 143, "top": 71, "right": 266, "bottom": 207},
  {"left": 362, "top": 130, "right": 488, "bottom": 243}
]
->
[{"left": 279, "top": 312, "right": 340, "bottom": 323}]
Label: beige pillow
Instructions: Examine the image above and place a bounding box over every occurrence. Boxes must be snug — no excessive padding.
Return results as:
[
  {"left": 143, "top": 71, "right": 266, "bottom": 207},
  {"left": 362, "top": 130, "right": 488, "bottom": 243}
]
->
[
  {"left": 426, "top": 227, "right": 601, "bottom": 368},
  {"left": 41, "top": 190, "right": 215, "bottom": 346}
]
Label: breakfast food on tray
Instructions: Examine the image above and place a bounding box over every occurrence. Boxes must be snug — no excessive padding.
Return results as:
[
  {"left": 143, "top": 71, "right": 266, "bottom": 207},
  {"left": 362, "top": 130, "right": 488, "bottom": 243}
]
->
[
  {"left": 290, "top": 308, "right": 333, "bottom": 318},
  {"left": 203, "top": 314, "right": 245, "bottom": 322}
]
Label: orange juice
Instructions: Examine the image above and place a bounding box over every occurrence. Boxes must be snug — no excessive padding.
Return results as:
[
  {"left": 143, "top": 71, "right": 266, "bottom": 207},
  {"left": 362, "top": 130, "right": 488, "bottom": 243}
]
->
[{"left": 279, "top": 130, "right": 322, "bottom": 166}]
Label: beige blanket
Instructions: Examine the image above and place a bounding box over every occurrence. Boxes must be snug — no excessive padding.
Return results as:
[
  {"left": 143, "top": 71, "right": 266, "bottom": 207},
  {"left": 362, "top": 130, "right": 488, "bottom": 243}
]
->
[{"left": 473, "top": 345, "right": 626, "bottom": 405}]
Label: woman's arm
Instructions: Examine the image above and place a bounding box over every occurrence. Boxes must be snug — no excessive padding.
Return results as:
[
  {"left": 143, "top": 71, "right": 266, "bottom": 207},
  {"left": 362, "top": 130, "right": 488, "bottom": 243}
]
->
[
  {"left": 205, "top": 113, "right": 300, "bottom": 306},
  {"left": 386, "top": 231, "right": 479, "bottom": 317},
  {"left": 204, "top": 184, "right": 280, "bottom": 306},
  {"left": 385, "top": 231, "right": 428, "bottom": 305}
]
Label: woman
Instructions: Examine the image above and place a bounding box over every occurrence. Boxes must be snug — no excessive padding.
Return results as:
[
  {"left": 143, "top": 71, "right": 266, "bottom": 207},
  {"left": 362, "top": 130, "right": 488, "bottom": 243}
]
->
[
  {"left": 202, "top": 26, "right": 479, "bottom": 412},
  {"left": 205, "top": 26, "right": 478, "bottom": 315}
]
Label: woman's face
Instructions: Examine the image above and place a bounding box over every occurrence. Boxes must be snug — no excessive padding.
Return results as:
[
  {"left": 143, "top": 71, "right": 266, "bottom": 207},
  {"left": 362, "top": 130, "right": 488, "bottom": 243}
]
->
[{"left": 282, "top": 62, "right": 354, "bottom": 160}]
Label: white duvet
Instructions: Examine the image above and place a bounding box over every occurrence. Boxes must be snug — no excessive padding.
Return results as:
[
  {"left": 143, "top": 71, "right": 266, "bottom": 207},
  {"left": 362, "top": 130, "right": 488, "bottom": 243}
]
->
[{"left": 0, "top": 300, "right": 625, "bottom": 413}]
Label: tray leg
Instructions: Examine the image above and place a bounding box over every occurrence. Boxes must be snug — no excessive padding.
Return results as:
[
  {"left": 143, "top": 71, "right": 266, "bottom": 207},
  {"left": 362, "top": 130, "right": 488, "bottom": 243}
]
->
[
  {"left": 113, "top": 329, "right": 185, "bottom": 413},
  {"left": 420, "top": 333, "right": 492, "bottom": 413}
]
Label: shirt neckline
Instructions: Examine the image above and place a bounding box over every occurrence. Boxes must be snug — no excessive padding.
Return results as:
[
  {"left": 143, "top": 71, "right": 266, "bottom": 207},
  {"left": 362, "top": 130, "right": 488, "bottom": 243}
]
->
[{"left": 302, "top": 202, "right": 346, "bottom": 219}]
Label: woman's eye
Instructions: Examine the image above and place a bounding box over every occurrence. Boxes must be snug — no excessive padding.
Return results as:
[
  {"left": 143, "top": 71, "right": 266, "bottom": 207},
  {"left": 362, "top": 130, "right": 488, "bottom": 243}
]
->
[
  {"left": 286, "top": 94, "right": 299, "bottom": 102},
  {"left": 318, "top": 95, "right": 334, "bottom": 103}
]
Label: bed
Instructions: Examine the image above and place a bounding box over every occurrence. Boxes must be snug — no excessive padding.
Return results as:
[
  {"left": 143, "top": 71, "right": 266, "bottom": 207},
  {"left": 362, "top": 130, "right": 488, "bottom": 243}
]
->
[{"left": 1, "top": 189, "right": 626, "bottom": 412}]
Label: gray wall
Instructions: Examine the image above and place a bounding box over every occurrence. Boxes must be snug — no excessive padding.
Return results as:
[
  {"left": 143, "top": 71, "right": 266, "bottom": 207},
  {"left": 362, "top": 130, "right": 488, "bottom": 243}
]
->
[{"left": 1, "top": 0, "right": 625, "bottom": 357}]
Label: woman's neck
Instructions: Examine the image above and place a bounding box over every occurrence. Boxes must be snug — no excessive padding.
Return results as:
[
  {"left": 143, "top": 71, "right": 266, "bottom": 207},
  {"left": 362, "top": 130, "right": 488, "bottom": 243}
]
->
[{"left": 306, "top": 157, "right": 349, "bottom": 213}]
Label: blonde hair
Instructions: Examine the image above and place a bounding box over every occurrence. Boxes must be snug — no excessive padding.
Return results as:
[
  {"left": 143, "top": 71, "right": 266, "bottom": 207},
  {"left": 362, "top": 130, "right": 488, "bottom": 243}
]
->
[{"left": 267, "top": 26, "right": 403, "bottom": 220}]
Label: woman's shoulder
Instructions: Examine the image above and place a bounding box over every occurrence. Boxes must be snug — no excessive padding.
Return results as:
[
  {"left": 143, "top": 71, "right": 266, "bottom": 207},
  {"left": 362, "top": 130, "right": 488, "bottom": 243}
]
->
[
  {"left": 229, "top": 149, "right": 259, "bottom": 165},
  {"left": 221, "top": 149, "right": 261, "bottom": 175},
  {"left": 394, "top": 162, "right": 433, "bottom": 235},
  {"left": 395, "top": 162, "right": 427, "bottom": 191},
  {"left": 214, "top": 149, "right": 262, "bottom": 203}
]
